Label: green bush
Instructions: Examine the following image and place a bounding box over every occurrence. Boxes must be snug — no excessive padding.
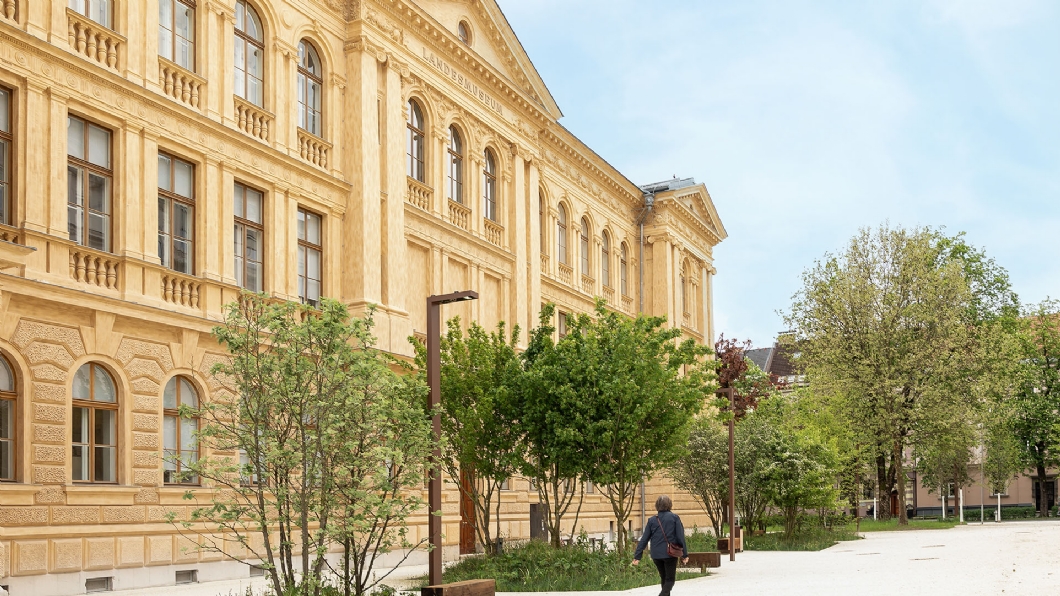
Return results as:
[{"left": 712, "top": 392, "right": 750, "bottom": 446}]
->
[
  {"left": 685, "top": 526, "right": 717, "bottom": 552},
  {"left": 437, "top": 539, "right": 706, "bottom": 591}
]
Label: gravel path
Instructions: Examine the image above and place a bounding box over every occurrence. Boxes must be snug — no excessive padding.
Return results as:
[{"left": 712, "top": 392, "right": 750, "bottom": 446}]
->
[{"left": 501, "top": 520, "right": 1060, "bottom": 596}]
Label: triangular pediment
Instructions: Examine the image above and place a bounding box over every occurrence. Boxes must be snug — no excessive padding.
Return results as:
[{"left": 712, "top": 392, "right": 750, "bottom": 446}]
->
[
  {"left": 410, "top": 0, "right": 562, "bottom": 118},
  {"left": 670, "top": 184, "right": 729, "bottom": 242}
]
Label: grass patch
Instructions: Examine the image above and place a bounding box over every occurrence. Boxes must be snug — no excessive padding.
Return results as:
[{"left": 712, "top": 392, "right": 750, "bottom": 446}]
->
[
  {"left": 856, "top": 518, "right": 959, "bottom": 532},
  {"left": 433, "top": 539, "right": 707, "bottom": 591},
  {"left": 683, "top": 524, "right": 861, "bottom": 552}
]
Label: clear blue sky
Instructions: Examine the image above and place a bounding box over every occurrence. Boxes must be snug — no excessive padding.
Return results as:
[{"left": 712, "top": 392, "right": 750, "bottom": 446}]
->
[{"left": 498, "top": 0, "right": 1060, "bottom": 348}]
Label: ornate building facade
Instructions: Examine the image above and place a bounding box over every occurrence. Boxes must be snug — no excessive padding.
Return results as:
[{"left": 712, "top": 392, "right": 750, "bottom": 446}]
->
[{"left": 0, "top": 1, "right": 726, "bottom": 593}]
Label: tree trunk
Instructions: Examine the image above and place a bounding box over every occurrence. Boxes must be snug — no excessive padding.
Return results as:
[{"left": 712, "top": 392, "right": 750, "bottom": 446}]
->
[
  {"left": 876, "top": 453, "right": 891, "bottom": 520},
  {"left": 895, "top": 440, "right": 909, "bottom": 525},
  {"left": 1036, "top": 457, "right": 1049, "bottom": 517}
]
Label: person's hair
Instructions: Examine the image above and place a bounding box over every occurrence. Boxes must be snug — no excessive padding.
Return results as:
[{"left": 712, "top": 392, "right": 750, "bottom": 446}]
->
[{"left": 655, "top": 495, "right": 673, "bottom": 512}]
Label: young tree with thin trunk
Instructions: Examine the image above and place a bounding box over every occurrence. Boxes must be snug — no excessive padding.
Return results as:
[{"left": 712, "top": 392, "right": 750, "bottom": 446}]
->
[
  {"left": 418, "top": 319, "right": 523, "bottom": 554},
  {"left": 177, "top": 296, "right": 432, "bottom": 596}
]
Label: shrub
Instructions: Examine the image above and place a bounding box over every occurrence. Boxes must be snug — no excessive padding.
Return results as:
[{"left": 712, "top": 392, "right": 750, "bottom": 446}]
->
[{"left": 438, "top": 538, "right": 706, "bottom": 591}]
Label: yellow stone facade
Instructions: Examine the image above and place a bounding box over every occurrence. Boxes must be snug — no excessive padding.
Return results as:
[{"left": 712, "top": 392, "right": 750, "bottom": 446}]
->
[{"left": 0, "top": 1, "right": 726, "bottom": 592}]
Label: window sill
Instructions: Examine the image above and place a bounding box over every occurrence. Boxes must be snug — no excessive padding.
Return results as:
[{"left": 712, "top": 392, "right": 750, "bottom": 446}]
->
[
  {"left": 66, "top": 484, "right": 142, "bottom": 505},
  {"left": 0, "top": 483, "right": 40, "bottom": 505}
]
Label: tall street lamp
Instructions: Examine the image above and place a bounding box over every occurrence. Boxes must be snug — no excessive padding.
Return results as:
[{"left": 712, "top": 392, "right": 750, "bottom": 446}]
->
[
  {"left": 426, "top": 291, "right": 478, "bottom": 587},
  {"left": 716, "top": 387, "right": 737, "bottom": 562}
]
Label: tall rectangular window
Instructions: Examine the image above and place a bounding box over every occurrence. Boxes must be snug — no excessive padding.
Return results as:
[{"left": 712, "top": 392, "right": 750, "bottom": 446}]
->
[
  {"left": 234, "top": 183, "right": 263, "bottom": 292},
  {"left": 297, "top": 208, "right": 322, "bottom": 306},
  {"left": 0, "top": 88, "right": 11, "bottom": 227},
  {"left": 69, "top": 0, "right": 111, "bottom": 28},
  {"left": 67, "top": 116, "right": 112, "bottom": 252},
  {"left": 558, "top": 312, "right": 568, "bottom": 339},
  {"left": 157, "top": 153, "right": 195, "bottom": 274},
  {"left": 158, "top": 0, "right": 195, "bottom": 71}
]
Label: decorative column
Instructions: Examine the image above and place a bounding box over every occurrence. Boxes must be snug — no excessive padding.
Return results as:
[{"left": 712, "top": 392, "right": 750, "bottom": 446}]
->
[
  {"left": 511, "top": 147, "right": 528, "bottom": 336},
  {"left": 383, "top": 58, "right": 412, "bottom": 354},
  {"left": 342, "top": 42, "right": 384, "bottom": 308},
  {"left": 527, "top": 160, "right": 542, "bottom": 340}
]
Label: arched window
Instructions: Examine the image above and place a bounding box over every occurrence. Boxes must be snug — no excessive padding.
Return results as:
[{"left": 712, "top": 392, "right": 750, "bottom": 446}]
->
[
  {"left": 0, "top": 355, "right": 16, "bottom": 482},
  {"left": 234, "top": 0, "right": 265, "bottom": 107},
  {"left": 620, "top": 243, "right": 629, "bottom": 297},
  {"left": 458, "top": 21, "right": 472, "bottom": 45},
  {"left": 483, "top": 149, "right": 497, "bottom": 221},
  {"left": 557, "top": 204, "right": 568, "bottom": 265},
  {"left": 163, "top": 376, "right": 199, "bottom": 485},
  {"left": 72, "top": 363, "right": 117, "bottom": 483},
  {"left": 447, "top": 126, "right": 463, "bottom": 203},
  {"left": 580, "top": 218, "right": 590, "bottom": 277},
  {"left": 297, "top": 40, "right": 323, "bottom": 137},
  {"left": 406, "top": 99, "right": 425, "bottom": 182},
  {"left": 601, "top": 232, "right": 611, "bottom": 288}
]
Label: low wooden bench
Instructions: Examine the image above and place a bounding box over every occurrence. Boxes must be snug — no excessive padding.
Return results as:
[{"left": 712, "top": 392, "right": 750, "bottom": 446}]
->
[
  {"left": 679, "top": 551, "right": 722, "bottom": 572},
  {"left": 421, "top": 579, "right": 496, "bottom": 596}
]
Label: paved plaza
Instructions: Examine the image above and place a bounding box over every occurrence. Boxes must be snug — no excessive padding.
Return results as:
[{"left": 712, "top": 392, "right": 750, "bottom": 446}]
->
[
  {"left": 97, "top": 521, "right": 1058, "bottom": 596},
  {"left": 503, "top": 520, "right": 1059, "bottom": 596}
]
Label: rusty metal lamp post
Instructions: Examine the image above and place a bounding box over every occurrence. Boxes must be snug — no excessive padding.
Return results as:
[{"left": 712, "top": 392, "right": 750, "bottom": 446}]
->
[
  {"left": 426, "top": 291, "right": 478, "bottom": 587},
  {"left": 716, "top": 387, "right": 736, "bottom": 562}
]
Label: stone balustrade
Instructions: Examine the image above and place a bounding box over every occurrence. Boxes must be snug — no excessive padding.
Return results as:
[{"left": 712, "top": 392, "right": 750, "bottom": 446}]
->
[
  {"left": 158, "top": 58, "right": 205, "bottom": 110},
  {"left": 297, "top": 130, "right": 331, "bottom": 169},
  {"left": 69, "top": 249, "right": 120, "bottom": 290},
  {"left": 67, "top": 9, "right": 124, "bottom": 70},
  {"left": 603, "top": 286, "right": 615, "bottom": 306},
  {"left": 622, "top": 295, "right": 634, "bottom": 313},
  {"left": 448, "top": 200, "right": 470, "bottom": 231},
  {"left": 558, "top": 262, "right": 573, "bottom": 285},
  {"left": 161, "top": 274, "right": 202, "bottom": 309},
  {"left": 484, "top": 219, "right": 503, "bottom": 246},
  {"left": 406, "top": 178, "right": 432, "bottom": 211},
  {"left": 581, "top": 274, "right": 594, "bottom": 295},
  {"left": 233, "top": 96, "right": 272, "bottom": 142}
]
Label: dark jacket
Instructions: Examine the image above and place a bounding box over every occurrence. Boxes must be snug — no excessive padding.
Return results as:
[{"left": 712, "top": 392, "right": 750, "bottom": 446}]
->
[{"left": 633, "top": 510, "right": 688, "bottom": 561}]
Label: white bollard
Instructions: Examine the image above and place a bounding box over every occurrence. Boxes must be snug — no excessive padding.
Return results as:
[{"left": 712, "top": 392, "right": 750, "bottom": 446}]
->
[
  {"left": 873, "top": 497, "right": 877, "bottom": 521},
  {"left": 959, "top": 489, "right": 964, "bottom": 523}
]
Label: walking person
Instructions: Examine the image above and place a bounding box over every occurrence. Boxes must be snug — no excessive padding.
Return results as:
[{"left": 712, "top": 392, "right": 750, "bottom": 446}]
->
[{"left": 632, "top": 495, "right": 689, "bottom": 596}]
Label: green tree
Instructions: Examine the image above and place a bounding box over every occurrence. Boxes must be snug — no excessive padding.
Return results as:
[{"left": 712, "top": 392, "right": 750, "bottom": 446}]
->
[
  {"left": 564, "top": 301, "right": 712, "bottom": 553},
  {"left": 178, "top": 295, "right": 432, "bottom": 596},
  {"left": 755, "top": 395, "right": 840, "bottom": 537},
  {"left": 518, "top": 304, "right": 590, "bottom": 548},
  {"left": 785, "top": 225, "right": 980, "bottom": 524},
  {"left": 418, "top": 319, "right": 523, "bottom": 554},
  {"left": 1009, "top": 300, "right": 1060, "bottom": 516},
  {"left": 670, "top": 418, "right": 728, "bottom": 538}
]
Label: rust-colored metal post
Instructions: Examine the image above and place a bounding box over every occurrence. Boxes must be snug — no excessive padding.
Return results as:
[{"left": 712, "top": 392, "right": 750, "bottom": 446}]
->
[
  {"left": 426, "top": 291, "right": 478, "bottom": 587},
  {"left": 727, "top": 387, "right": 736, "bottom": 562}
]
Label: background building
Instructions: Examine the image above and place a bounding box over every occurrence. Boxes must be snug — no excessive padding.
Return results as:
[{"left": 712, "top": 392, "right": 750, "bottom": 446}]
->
[{"left": 0, "top": 1, "right": 726, "bottom": 593}]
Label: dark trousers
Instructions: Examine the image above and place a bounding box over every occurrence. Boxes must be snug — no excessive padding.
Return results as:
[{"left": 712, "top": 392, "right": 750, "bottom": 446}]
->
[{"left": 653, "top": 557, "right": 678, "bottom": 596}]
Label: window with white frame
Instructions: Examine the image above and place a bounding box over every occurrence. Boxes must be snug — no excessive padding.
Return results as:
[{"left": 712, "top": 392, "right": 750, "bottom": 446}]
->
[
  {"left": 234, "top": 0, "right": 264, "bottom": 107},
  {"left": 406, "top": 100, "right": 426, "bottom": 182},
  {"left": 72, "top": 363, "right": 118, "bottom": 483},
  {"left": 158, "top": 0, "right": 195, "bottom": 70},
  {"left": 157, "top": 153, "right": 195, "bottom": 274},
  {"left": 297, "top": 39, "right": 323, "bottom": 137},
  {"left": 163, "top": 376, "right": 198, "bottom": 485},
  {"left": 447, "top": 126, "right": 463, "bottom": 203},
  {"left": 483, "top": 148, "right": 497, "bottom": 221},
  {"left": 69, "top": 0, "right": 111, "bottom": 28},
  {"left": 297, "top": 208, "right": 322, "bottom": 306},
  {"left": 67, "top": 116, "right": 112, "bottom": 252},
  {"left": 233, "top": 182, "right": 264, "bottom": 292}
]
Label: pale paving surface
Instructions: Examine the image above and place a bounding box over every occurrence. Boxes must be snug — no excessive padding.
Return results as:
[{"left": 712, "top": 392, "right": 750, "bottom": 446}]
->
[
  {"left": 102, "top": 521, "right": 1058, "bottom": 596},
  {"left": 503, "top": 520, "right": 1060, "bottom": 596}
]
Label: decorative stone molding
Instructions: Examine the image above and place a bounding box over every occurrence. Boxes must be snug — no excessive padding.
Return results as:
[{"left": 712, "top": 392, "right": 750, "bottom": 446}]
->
[
  {"left": 158, "top": 58, "right": 205, "bottom": 110},
  {"left": 66, "top": 9, "right": 124, "bottom": 71}
]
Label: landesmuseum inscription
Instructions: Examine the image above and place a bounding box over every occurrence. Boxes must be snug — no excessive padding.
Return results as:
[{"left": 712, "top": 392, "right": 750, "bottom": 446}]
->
[{"left": 422, "top": 48, "right": 504, "bottom": 115}]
